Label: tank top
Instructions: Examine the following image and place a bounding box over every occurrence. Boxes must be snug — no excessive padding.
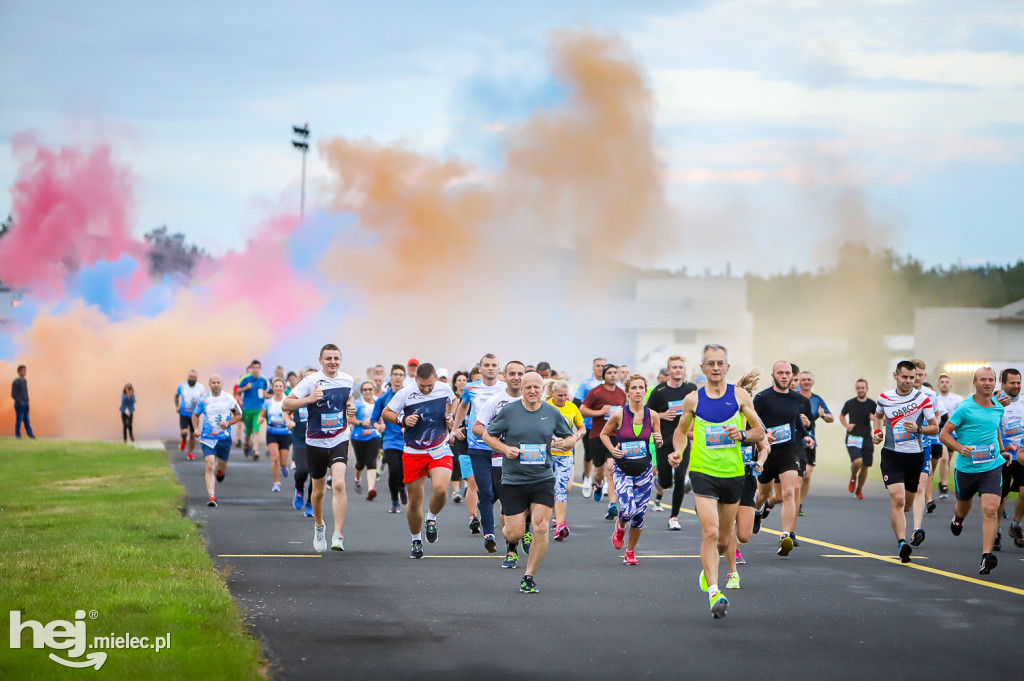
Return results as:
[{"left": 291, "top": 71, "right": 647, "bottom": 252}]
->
[
  {"left": 691, "top": 385, "right": 745, "bottom": 478},
  {"left": 614, "top": 404, "right": 653, "bottom": 476}
]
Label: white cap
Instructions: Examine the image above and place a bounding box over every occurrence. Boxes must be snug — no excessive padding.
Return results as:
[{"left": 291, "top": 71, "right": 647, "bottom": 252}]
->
[{"left": 437, "top": 367, "right": 449, "bottom": 379}]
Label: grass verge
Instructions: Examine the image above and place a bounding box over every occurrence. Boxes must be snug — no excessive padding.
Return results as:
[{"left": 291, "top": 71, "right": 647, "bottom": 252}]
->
[{"left": 0, "top": 438, "right": 265, "bottom": 680}]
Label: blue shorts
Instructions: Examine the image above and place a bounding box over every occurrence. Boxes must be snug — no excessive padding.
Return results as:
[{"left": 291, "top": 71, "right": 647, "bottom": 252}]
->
[
  {"left": 459, "top": 454, "right": 474, "bottom": 479},
  {"left": 922, "top": 454, "right": 932, "bottom": 476},
  {"left": 202, "top": 439, "right": 231, "bottom": 462}
]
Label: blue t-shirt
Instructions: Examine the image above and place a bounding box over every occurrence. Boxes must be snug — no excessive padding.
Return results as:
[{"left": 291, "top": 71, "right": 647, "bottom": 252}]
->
[
  {"left": 574, "top": 377, "right": 601, "bottom": 429},
  {"left": 372, "top": 385, "right": 405, "bottom": 451},
  {"left": 263, "top": 398, "right": 291, "bottom": 436},
  {"left": 352, "top": 398, "right": 381, "bottom": 441},
  {"left": 805, "top": 393, "right": 831, "bottom": 442},
  {"left": 238, "top": 376, "right": 269, "bottom": 411},
  {"left": 949, "top": 395, "right": 1005, "bottom": 474},
  {"left": 461, "top": 379, "right": 507, "bottom": 450}
]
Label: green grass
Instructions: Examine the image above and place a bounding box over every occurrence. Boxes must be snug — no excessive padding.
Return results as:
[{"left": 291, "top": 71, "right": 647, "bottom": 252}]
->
[{"left": 0, "top": 439, "right": 265, "bottom": 680}]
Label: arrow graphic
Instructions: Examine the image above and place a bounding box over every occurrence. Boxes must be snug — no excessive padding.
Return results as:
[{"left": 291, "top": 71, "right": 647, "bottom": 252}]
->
[{"left": 48, "top": 652, "right": 107, "bottom": 670}]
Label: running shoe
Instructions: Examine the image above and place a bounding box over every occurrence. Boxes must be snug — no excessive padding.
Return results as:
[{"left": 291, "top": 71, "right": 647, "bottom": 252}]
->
[
  {"left": 726, "top": 572, "right": 740, "bottom": 590},
  {"left": 653, "top": 496, "right": 664, "bottom": 512},
  {"left": 582, "top": 477, "right": 593, "bottom": 498},
  {"left": 898, "top": 539, "right": 912, "bottom": 563},
  {"left": 252, "top": 450, "right": 260, "bottom": 462},
  {"left": 216, "top": 469, "right": 225, "bottom": 483},
  {"left": 326, "top": 476, "right": 332, "bottom": 490},
  {"left": 798, "top": 505, "right": 805, "bottom": 517},
  {"left": 736, "top": 549, "right": 746, "bottom": 565},
  {"left": 993, "top": 530, "right": 1002, "bottom": 552},
  {"left": 855, "top": 490, "right": 865, "bottom": 500},
  {"left": 605, "top": 503, "right": 618, "bottom": 520},
  {"left": 760, "top": 503, "right": 773, "bottom": 520},
  {"left": 593, "top": 483, "right": 603, "bottom": 502},
  {"left": 354, "top": 479, "right": 362, "bottom": 494},
  {"left": 911, "top": 528, "right": 926, "bottom": 547},
  {"left": 951, "top": 516, "right": 964, "bottom": 536},
  {"left": 938, "top": 484, "right": 949, "bottom": 500},
  {"left": 303, "top": 502, "right": 313, "bottom": 517},
  {"left": 399, "top": 487, "right": 408, "bottom": 505},
  {"left": 469, "top": 516, "right": 481, "bottom": 534},
  {"left": 366, "top": 488, "right": 377, "bottom": 501},
  {"left": 777, "top": 534, "right": 794, "bottom": 557},
  {"left": 752, "top": 510, "right": 762, "bottom": 534},
  {"left": 623, "top": 550, "right": 639, "bottom": 566},
  {"left": 710, "top": 593, "right": 728, "bottom": 619},
  {"left": 926, "top": 500, "right": 936, "bottom": 514},
  {"left": 271, "top": 482, "right": 281, "bottom": 492},
  {"left": 978, "top": 552, "right": 998, "bottom": 575},
  {"left": 180, "top": 436, "right": 186, "bottom": 451},
  {"left": 293, "top": 491, "right": 303, "bottom": 510},
  {"left": 555, "top": 524, "right": 570, "bottom": 541},
  {"left": 424, "top": 518, "right": 438, "bottom": 543},
  {"left": 207, "top": 495, "right": 217, "bottom": 507},
  {"left": 502, "top": 550, "right": 519, "bottom": 569},
  {"left": 698, "top": 569, "right": 708, "bottom": 592},
  {"left": 243, "top": 444, "right": 251, "bottom": 459},
  {"left": 281, "top": 465, "right": 289, "bottom": 479},
  {"left": 520, "top": 575, "right": 539, "bottom": 594},
  {"left": 790, "top": 532, "right": 800, "bottom": 547},
  {"left": 389, "top": 501, "right": 401, "bottom": 514},
  {"left": 483, "top": 534, "right": 497, "bottom": 553},
  {"left": 313, "top": 524, "right": 327, "bottom": 553},
  {"left": 187, "top": 452, "right": 195, "bottom": 461},
  {"left": 668, "top": 517, "right": 681, "bottom": 531},
  {"left": 410, "top": 540, "right": 423, "bottom": 559},
  {"left": 453, "top": 489, "right": 463, "bottom": 503},
  {"left": 522, "top": 531, "right": 533, "bottom": 555},
  {"left": 1009, "top": 522, "right": 1024, "bottom": 548},
  {"left": 848, "top": 477, "right": 856, "bottom": 494},
  {"left": 612, "top": 524, "right": 625, "bottom": 550},
  {"left": 331, "top": 533, "right": 345, "bottom": 552},
  {"left": 684, "top": 477, "right": 692, "bottom": 495}
]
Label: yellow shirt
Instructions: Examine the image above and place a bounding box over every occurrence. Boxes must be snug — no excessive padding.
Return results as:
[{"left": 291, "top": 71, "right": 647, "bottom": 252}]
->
[{"left": 547, "top": 400, "right": 584, "bottom": 456}]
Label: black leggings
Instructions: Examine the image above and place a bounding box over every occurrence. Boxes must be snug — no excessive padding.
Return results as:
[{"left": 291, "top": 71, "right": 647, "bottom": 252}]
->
[
  {"left": 352, "top": 438, "right": 381, "bottom": 471},
  {"left": 293, "top": 447, "right": 312, "bottom": 497},
  {"left": 384, "top": 449, "right": 405, "bottom": 503},
  {"left": 656, "top": 443, "right": 691, "bottom": 516},
  {"left": 121, "top": 412, "right": 134, "bottom": 442}
]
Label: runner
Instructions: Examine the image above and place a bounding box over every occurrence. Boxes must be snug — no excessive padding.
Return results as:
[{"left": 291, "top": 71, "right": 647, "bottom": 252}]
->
[
  {"left": 546, "top": 379, "right": 586, "bottom": 540},
  {"left": 617, "top": 364, "right": 630, "bottom": 387},
  {"left": 288, "top": 368, "right": 316, "bottom": 517},
  {"left": 237, "top": 360, "right": 269, "bottom": 460},
  {"left": 174, "top": 370, "right": 206, "bottom": 460},
  {"left": 351, "top": 380, "right": 381, "bottom": 501},
  {"left": 908, "top": 360, "right": 941, "bottom": 542},
  {"left": 668, "top": 344, "right": 765, "bottom": 618},
  {"left": 753, "top": 361, "right": 813, "bottom": 557},
  {"left": 646, "top": 355, "right": 697, "bottom": 530},
  {"left": 260, "top": 378, "right": 292, "bottom": 492},
  {"left": 940, "top": 366, "right": 1004, "bottom": 574},
  {"left": 581, "top": 364, "right": 626, "bottom": 520},
  {"left": 448, "top": 370, "right": 474, "bottom": 509},
  {"left": 840, "top": 379, "right": 879, "bottom": 499},
  {"left": 191, "top": 374, "right": 243, "bottom": 507},
  {"left": 600, "top": 374, "right": 662, "bottom": 564},
  {"left": 372, "top": 365, "right": 409, "bottom": 514},
  {"left": 573, "top": 357, "right": 606, "bottom": 498},
  {"left": 383, "top": 362, "right": 457, "bottom": 559},
  {"left": 449, "top": 354, "right": 507, "bottom": 553},
  {"left": 724, "top": 368, "right": 768, "bottom": 584},
  {"left": 282, "top": 344, "right": 356, "bottom": 553},
  {"left": 472, "top": 362, "right": 526, "bottom": 567},
  {"left": 482, "top": 371, "right": 578, "bottom": 593},
  {"left": 796, "top": 371, "right": 833, "bottom": 515},
  {"left": 872, "top": 360, "right": 939, "bottom": 563},
  {"left": 935, "top": 374, "right": 964, "bottom": 500},
  {"left": 998, "top": 368, "right": 1024, "bottom": 548}
]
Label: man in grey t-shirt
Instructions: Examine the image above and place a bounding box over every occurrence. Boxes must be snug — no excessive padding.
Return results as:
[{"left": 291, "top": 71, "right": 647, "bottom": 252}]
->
[
  {"left": 484, "top": 372, "right": 577, "bottom": 594},
  {"left": 12, "top": 364, "right": 34, "bottom": 439}
]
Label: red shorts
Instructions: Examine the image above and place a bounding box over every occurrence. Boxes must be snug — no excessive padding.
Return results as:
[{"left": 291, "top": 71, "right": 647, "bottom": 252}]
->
[{"left": 403, "top": 452, "right": 453, "bottom": 483}]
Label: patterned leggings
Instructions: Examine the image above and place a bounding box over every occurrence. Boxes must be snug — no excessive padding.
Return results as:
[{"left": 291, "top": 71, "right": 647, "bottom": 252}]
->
[
  {"left": 552, "top": 455, "right": 574, "bottom": 502},
  {"left": 612, "top": 465, "right": 654, "bottom": 530}
]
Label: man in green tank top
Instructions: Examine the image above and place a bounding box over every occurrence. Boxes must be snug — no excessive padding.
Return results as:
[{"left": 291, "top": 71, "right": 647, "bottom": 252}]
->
[{"left": 668, "top": 344, "right": 764, "bottom": 620}]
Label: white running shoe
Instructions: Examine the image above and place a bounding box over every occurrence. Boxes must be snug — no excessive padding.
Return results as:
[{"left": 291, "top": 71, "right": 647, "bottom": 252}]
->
[
  {"left": 601, "top": 481, "right": 608, "bottom": 496},
  {"left": 331, "top": 533, "right": 345, "bottom": 551},
  {"left": 582, "top": 477, "right": 593, "bottom": 498},
  {"left": 668, "top": 517, "right": 682, "bottom": 531},
  {"left": 313, "top": 525, "right": 327, "bottom": 552},
  {"left": 271, "top": 482, "right": 281, "bottom": 492}
]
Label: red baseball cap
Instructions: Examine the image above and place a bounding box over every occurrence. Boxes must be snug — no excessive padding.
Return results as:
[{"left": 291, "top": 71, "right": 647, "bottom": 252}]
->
[{"left": 407, "top": 358, "right": 420, "bottom": 366}]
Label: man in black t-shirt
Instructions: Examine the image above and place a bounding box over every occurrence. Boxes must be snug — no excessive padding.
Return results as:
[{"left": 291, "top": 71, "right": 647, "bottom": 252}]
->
[
  {"left": 839, "top": 378, "right": 879, "bottom": 499},
  {"left": 645, "top": 355, "right": 696, "bottom": 530}
]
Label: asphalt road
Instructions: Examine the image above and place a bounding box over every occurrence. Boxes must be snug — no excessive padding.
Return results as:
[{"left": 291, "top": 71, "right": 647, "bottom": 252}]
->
[{"left": 171, "top": 443, "right": 1024, "bottom": 681}]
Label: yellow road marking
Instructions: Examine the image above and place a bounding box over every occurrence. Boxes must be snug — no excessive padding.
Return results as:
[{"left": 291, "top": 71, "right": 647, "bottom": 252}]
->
[
  {"left": 822, "top": 554, "right": 929, "bottom": 560},
  {"left": 218, "top": 554, "right": 321, "bottom": 558},
  {"left": 422, "top": 555, "right": 501, "bottom": 559}
]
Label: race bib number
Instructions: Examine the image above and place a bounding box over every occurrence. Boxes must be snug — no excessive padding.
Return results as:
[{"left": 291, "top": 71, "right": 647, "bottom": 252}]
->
[
  {"left": 968, "top": 443, "right": 998, "bottom": 464},
  {"left": 298, "top": 407, "right": 308, "bottom": 422},
  {"left": 519, "top": 444, "right": 547, "bottom": 465},
  {"left": 427, "top": 443, "right": 452, "bottom": 460},
  {"left": 607, "top": 406, "right": 622, "bottom": 419},
  {"left": 767, "top": 424, "right": 792, "bottom": 444},
  {"left": 741, "top": 445, "right": 754, "bottom": 464},
  {"left": 321, "top": 412, "right": 343, "bottom": 429},
  {"left": 270, "top": 416, "right": 285, "bottom": 428},
  {"left": 704, "top": 425, "right": 733, "bottom": 450},
  {"left": 846, "top": 435, "right": 864, "bottom": 449},
  {"left": 621, "top": 441, "right": 647, "bottom": 459},
  {"left": 667, "top": 400, "right": 685, "bottom": 416},
  {"left": 1003, "top": 421, "right": 1022, "bottom": 447},
  {"left": 893, "top": 421, "right": 916, "bottom": 443}
]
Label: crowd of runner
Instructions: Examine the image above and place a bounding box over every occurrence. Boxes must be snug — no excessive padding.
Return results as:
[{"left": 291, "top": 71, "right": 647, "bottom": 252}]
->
[{"left": 177, "top": 345, "right": 1024, "bottom": 617}]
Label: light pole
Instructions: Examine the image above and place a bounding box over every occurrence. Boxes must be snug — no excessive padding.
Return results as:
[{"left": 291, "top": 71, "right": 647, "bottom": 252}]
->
[{"left": 292, "top": 123, "right": 310, "bottom": 220}]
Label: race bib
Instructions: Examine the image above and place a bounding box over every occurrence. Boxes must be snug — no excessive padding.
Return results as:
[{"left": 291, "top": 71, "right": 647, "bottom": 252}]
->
[
  {"left": 427, "top": 443, "right": 452, "bottom": 460},
  {"left": 893, "top": 420, "right": 916, "bottom": 443},
  {"left": 767, "top": 424, "right": 792, "bottom": 444},
  {"left": 667, "top": 400, "right": 685, "bottom": 416},
  {"left": 607, "top": 406, "right": 623, "bottom": 419},
  {"left": 741, "top": 445, "right": 754, "bottom": 464},
  {"left": 298, "top": 407, "right": 308, "bottom": 422},
  {"left": 621, "top": 441, "right": 647, "bottom": 459},
  {"left": 846, "top": 435, "right": 864, "bottom": 449},
  {"left": 704, "top": 425, "right": 733, "bottom": 450},
  {"left": 270, "top": 415, "right": 285, "bottom": 428},
  {"left": 519, "top": 444, "right": 547, "bottom": 465},
  {"left": 968, "top": 443, "right": 998, "bottom": 464},
  {"left": 1003, "top": 420, "right": 1022, "bottom": 447},
  {"left": 321, "top": 412, "right": 343, "bottom": 429}
]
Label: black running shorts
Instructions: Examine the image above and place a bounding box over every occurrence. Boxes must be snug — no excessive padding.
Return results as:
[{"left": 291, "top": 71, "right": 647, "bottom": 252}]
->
[
  {"left": 308, "top": 441, "right": 349, "bottom": 480},
  {"left": 690, "top": 472, "right": 744, "bottom": 505},
  {"left": 500, "top": 480, "right": 555, "bottom": 516},
  {"left": 758, "top": 448, "right": 800, "bottom": 484},
  {"left": 879, "top": 448, "right": 925, "bottom": 492},
  {"left": 955, "top": 466, "right": 1002, "bottom": 501}
]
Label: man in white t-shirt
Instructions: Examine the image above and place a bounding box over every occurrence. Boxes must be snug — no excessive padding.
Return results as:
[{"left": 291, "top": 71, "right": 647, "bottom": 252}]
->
[
  {"left": 175, "top": 370, "right": 207, "bottom": 461},
  {"left": 384, "top": 362, "right": 457, "bottom": 559},
  {"left": 935, "top": 373, "right": 964, "bottom": 499},
  {"left": 191, "top": 374, "right": 243, "bottom": 508},
  {"left": 283, "top": 344, "right": 356, "bottom": 554}
]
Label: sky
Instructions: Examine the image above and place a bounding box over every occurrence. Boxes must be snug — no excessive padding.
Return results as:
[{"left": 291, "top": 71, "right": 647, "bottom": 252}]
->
[{"left": 1, "top": 0, "right": 1022, "bottom": 275}]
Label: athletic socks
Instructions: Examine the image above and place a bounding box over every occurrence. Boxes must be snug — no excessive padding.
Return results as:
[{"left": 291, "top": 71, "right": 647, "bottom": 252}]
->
[
  {"left": 426, "top": 511, "right": 438, "bottom": 522},
  {"left": 411, "top": 532, "right": 422, "bottom": 541}
]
